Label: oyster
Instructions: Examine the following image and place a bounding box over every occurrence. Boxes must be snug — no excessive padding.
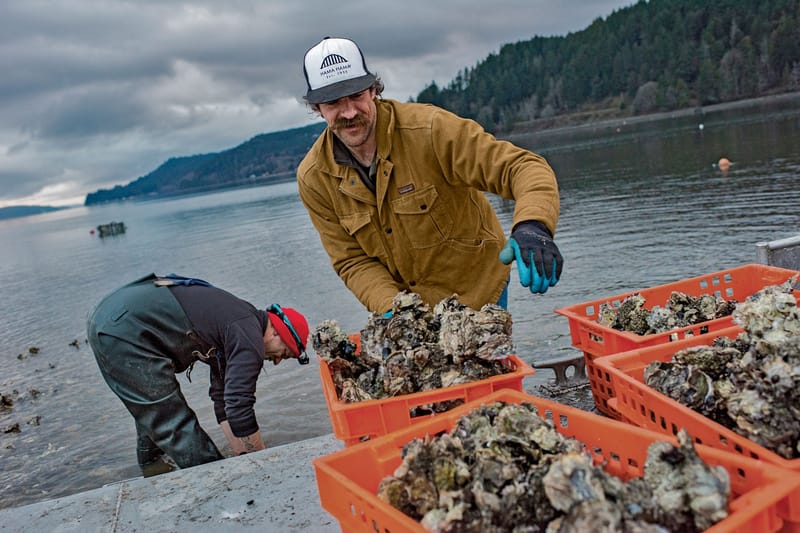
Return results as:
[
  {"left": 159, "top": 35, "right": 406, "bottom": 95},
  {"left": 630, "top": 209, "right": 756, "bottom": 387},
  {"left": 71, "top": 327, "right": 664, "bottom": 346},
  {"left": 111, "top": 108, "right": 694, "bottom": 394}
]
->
[
  {"left": 615, "top": 294, "right": 651, "bottom": 335},
  {"left": 598, "top": 291, "right": 737, "bottom": 336},
  {"left": 645, "top": 278, "right": 800, "bottom": 459},
  {"left": 542, "top": 452, "right": 605, "bottom": 511},
  {"left": 672, "top": 345, "right": 738, "bottom": 379},
  {"left": 643, "top": 430, "right": 730, "bottom": 532},
  {"left": 732, "top": 280, "right": 799, "bottom": 334},
  {"left": 339, "top": 378, "right": 373, "bottom": 403},
  {"left": 377, "top": 402, "right": 729, "bottom": 532},
  {"left": 313, "top": 292, "right": 516, "bottom": 406},
  {"left": 436, "top": 296, "right": 514, "bottom": 363},
  {"left": 643, "top": 361, "right": 717, "bottom": 418}
]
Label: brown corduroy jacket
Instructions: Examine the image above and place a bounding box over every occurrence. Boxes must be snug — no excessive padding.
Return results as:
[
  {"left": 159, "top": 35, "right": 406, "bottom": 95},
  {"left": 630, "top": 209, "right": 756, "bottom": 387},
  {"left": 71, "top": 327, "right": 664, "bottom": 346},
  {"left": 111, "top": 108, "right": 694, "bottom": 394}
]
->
[{"left": 297, "top": 99, "right": 559, "bottom": 313}]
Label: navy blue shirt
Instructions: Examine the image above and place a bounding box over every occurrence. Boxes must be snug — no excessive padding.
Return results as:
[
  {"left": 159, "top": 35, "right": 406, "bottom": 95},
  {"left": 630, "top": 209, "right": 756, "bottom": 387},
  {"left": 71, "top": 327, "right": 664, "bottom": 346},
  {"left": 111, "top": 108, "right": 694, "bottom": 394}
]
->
[{"left": 169, "top": 284, "right": 268, "bottom": 438}]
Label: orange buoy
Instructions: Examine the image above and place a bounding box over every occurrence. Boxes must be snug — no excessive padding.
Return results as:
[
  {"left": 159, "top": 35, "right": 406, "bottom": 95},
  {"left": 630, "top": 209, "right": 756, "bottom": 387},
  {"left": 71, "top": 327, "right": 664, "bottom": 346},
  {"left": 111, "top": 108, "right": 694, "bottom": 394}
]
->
[{"left": 718, "top": 157, "right": 730, "bottom": 171}]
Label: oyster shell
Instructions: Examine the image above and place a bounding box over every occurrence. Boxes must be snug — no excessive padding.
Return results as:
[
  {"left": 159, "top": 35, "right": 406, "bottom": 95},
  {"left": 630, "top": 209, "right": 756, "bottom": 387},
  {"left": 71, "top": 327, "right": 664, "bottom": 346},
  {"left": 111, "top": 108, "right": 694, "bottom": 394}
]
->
[
  {"left": 436, "top": 296, "right": 514, "bottom": 363},
  {"left": 313, "top": 292, "right": 516, "bottom": 406},
  {"left": 542, "top": 452, "right": 605, "bottom": 511},
  {"left": 598, "top": 291, "right": 737, "bottom": 336},
  {"left": 644, "top": 361, "right": 718, "bottom": 418},
  {"left": 377, "top": 402, "right": 729, "bottom": 532},
  {"left": 643, "top": 430, "right": 730, "bottom": 532},
  {"left": 645, "top": 278, "right": 800, "bottom": 459}
]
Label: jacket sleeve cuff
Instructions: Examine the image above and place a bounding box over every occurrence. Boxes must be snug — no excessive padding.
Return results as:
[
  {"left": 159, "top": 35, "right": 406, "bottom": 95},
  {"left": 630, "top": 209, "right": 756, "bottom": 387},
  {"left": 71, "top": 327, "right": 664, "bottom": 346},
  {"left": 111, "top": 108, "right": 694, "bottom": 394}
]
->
[
  {"left": 213, "top": 402, "right": 227, "bottom": 424},
  {"left": 227, "top": 415, "right": 259, "bottom": 438}
]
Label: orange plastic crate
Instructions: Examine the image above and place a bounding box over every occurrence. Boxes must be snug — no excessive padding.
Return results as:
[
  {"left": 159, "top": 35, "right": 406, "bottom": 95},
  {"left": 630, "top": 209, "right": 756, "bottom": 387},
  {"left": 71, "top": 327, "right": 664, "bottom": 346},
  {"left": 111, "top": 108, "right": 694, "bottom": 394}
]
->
[
  {"left": 579, "top": 348, "right": 624, "bottom": 420},
  {"left": 595, "top": 326, "right": 800, "bottom": 474},
  {"left": 313, "top": 389, "right": 800, "bottom": 533},
  {"left": 554, "top": 264, "right": 798, "bottom": 420},
  {"left": 555, "top": 264, "right": 798, "bottom": 358},
  {"left": 318, "top": 352, "right": 534, "bottom": 447}
]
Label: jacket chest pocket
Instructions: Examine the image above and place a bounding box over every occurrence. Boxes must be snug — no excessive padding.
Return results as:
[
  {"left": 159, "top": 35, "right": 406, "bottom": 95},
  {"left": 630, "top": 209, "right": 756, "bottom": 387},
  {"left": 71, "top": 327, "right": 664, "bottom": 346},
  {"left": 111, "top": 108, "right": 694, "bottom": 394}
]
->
[
  {"left": 390, "top": 185, "right": 453, "bottom": 248},
  {"left": 340, "top": 211, "right": 386, "bottom": 257}
]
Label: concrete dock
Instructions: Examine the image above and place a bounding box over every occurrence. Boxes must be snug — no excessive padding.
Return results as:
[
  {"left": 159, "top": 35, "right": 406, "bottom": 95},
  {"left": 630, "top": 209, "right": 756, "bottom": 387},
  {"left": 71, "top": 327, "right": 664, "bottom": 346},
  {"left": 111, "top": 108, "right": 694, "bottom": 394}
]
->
[
  {"left": 0, "top": 434, "right": 343, "bottom": 532},
  {"left": 0, "top": 378, "right": 595, "bottom": 532}
]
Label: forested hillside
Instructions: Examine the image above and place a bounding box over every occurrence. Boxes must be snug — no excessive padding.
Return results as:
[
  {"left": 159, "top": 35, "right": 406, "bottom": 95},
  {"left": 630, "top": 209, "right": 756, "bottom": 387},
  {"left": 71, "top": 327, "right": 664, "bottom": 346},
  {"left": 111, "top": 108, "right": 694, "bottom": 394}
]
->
[
  {"left": 415, "top": 0, "right": 800, "bottom": 132},
  {"left": 85, "top": 0, "right": 799, "bottom": 204},
  {"left": 85, "top": 123, "right": 325, "bottom": 205}
]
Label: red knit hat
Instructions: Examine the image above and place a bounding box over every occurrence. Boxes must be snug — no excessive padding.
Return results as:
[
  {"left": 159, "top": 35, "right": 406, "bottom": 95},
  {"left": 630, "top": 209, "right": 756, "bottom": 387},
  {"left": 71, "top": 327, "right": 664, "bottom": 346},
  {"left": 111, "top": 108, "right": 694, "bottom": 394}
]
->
[{"left": 266, "top": 305, "right": 309, "bottom": 359}]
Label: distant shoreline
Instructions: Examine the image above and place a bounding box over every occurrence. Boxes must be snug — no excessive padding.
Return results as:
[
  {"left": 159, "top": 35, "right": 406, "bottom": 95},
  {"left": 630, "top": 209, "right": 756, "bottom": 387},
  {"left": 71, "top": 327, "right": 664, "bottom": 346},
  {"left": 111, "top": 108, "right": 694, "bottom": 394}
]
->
[
  {"left": 503, "top": 91, "right": 800, "bottom": 144},
  {"left": 7, "top": 91, "right": 798, "bottom": 221},
  {"left": 0, "top": 205, "right": 69, "bottom": 221}
]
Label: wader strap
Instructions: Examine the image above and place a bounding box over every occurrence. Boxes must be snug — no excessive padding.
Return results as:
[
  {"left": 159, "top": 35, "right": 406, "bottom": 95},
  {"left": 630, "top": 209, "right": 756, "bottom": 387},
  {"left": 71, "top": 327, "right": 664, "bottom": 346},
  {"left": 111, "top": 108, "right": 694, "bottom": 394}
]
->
[
  {"left": 146, "top": 273, "right": 218, "bottom": 376},
  {"left": 183, "top": 327, "right": 222, "bottom": 382}
]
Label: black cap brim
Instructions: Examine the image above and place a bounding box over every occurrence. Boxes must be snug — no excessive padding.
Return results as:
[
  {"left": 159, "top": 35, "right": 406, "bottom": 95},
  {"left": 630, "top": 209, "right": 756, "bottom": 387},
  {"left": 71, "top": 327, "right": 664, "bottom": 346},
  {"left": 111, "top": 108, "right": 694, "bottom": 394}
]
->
[{"left": 305, "top": 73, "right": 376, "bottom": 105}]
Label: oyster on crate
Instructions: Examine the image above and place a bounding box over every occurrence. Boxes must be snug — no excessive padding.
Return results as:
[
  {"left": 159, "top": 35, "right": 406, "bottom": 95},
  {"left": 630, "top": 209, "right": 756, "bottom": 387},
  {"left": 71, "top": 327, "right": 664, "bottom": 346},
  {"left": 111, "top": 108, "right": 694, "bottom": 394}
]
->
[
  {"left": 643, "top": 361, "right": 718, "bottom": 418},
  {"left": 645, "top": 278, "right": 800, "bottom": 459},
  {"left": 436, "top": 296, "right": 513, "bottom": 363},
  {"left": 377, "top": 401, "right": 729, "bottom": 532},
  {"left": 597, "top": 291, "right": 736, "bottom": 336},
  {"left": 644, "top": 430, "right": 730, "bottom": 532},
  {"left": 312, "top": 292, "right": 516, "bottom": 404}
]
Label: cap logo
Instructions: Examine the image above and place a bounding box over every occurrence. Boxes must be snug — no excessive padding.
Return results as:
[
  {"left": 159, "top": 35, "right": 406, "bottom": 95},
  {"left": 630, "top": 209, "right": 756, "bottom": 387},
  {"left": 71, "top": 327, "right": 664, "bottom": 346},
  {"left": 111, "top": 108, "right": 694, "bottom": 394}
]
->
[
  {"left": 320, "top": 53, "right": 348, "bottom": 69},
  {"left": 319, "top": 54, "right": 354, "bottom": 83}
]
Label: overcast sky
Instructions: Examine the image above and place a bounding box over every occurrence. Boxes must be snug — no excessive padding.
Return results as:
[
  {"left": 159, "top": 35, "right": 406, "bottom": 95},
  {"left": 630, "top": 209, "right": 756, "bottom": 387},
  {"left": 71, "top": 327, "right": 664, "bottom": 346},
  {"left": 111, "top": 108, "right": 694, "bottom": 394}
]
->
[{"left": 0, "top": 0, "right": 634, "bottom": 208}]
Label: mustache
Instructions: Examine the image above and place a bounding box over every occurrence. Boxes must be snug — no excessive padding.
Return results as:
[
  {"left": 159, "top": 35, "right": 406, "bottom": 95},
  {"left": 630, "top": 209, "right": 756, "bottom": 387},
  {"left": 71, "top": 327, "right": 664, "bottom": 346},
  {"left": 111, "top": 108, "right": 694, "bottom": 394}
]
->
[{"left": 333, "top": 115, "right": 369, "bottom": 130}]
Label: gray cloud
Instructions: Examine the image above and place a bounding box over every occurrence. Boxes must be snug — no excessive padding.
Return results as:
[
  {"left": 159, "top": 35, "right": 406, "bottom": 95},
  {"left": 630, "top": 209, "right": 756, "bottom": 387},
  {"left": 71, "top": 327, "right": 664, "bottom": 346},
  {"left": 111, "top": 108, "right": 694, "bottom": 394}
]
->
[{"left": 0, "top": 0, "right": 633, "bottom": 207}]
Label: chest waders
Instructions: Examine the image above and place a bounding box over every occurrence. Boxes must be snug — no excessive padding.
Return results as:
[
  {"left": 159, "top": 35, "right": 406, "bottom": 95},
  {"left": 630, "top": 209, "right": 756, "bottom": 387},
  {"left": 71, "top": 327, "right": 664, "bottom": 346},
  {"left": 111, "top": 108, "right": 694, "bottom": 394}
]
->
[{"left": 87, "top": 273, "right": 223, "bottom": 471}]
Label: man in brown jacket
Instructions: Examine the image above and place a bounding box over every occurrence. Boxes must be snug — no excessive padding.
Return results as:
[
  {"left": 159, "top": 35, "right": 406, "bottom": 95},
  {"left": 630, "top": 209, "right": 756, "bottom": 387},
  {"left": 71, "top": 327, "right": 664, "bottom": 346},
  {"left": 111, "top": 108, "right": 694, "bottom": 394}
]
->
[{"left": 297, "top": 37, "right": 563, "bottom": 315}]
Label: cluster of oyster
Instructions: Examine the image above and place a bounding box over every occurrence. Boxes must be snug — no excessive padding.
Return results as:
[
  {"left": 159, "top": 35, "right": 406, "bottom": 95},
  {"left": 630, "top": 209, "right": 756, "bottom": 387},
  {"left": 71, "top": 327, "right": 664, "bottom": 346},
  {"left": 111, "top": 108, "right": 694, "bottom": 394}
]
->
[
  {"left": 312, "top": 292, "right": 516, "bottom": 408},
  {"left": 597, "top": 291, "right": 737, "bottom": 336},
  {"left": 378, "top": 401, "right": 730, "bottom": 532},
  {"left": 645, "top": 279, "right": 800, "bottom": 459}
]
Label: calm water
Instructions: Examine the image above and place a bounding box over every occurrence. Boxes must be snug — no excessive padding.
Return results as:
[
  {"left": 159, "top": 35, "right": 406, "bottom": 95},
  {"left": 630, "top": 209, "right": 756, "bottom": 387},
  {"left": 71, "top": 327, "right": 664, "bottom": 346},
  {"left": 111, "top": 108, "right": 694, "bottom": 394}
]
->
[{"left": 1, "top": 102, "right": 799, "bottom": 509}]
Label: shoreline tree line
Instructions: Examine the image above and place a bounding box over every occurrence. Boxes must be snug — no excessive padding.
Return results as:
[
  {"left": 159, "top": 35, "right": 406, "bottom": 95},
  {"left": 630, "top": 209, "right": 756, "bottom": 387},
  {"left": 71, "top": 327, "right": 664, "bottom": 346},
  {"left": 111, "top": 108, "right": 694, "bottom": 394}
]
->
[
  {"left": 416, "top": 0, "right": 800, "bottom": 133},
  {"left": 85, "top": 0, "right": 799, "bottom": 205}
]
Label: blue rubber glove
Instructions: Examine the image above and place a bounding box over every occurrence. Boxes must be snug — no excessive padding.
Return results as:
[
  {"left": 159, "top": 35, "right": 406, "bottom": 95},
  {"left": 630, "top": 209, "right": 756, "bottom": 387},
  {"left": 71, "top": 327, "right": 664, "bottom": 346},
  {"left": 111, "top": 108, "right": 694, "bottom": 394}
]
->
[
  {"left": 381, "top": 310, "right": 393, "bottom": 319},
  {"left": 499, "top": 220, "right": 563, "bottom": 293}
]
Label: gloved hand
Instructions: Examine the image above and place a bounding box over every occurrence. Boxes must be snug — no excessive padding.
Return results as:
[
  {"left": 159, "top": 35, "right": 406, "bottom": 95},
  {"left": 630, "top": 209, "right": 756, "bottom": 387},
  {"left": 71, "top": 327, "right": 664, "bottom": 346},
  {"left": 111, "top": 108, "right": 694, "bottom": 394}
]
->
[{"left": 499, "top": 220, "right": 563, "bottom": 293}]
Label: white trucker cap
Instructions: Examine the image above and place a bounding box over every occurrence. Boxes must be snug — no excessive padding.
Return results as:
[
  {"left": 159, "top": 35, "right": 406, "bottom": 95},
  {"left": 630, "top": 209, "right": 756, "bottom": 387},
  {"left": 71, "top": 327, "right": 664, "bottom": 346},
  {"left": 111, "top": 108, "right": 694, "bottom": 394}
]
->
[{"left": 303, "top": 37, "right": 376, "bottom": 104}]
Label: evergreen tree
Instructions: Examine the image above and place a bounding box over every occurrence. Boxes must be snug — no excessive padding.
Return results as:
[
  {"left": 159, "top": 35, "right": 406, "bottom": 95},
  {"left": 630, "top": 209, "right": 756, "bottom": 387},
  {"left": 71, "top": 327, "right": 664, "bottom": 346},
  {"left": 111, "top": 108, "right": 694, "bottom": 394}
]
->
[{"left": 415, "top": 0, "right": 800, "bottom": 131}]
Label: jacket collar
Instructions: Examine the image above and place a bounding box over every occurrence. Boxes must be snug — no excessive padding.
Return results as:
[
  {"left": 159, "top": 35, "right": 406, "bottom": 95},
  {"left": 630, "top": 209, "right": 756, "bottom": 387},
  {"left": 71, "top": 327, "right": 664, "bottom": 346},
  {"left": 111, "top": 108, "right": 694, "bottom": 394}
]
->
[
  {"left": 314, "top": 99, "right": 397, "bottom": 205},
  {"left": 374, "top": 98, "right": 394, "bottom": 161}
]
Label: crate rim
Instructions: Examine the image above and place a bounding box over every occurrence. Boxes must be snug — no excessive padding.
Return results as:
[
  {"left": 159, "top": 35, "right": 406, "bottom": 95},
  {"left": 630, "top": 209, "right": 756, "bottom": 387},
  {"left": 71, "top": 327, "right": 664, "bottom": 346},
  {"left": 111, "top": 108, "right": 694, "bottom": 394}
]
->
[
  {"left": 318, "top": 353, "right": 534, "bottom": 410},
  {"left": 554, "top": 262, "right": 799, "bottom": 318}
]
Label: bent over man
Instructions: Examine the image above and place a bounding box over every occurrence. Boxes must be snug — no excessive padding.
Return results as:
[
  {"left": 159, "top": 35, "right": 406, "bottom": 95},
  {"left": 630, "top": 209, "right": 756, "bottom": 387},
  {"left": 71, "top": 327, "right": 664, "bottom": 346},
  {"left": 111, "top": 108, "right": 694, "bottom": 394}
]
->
[{"left": 87, "top": 273, "right": 309, "bottom": 473}]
